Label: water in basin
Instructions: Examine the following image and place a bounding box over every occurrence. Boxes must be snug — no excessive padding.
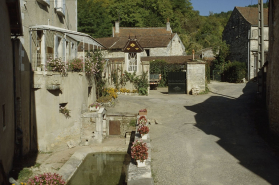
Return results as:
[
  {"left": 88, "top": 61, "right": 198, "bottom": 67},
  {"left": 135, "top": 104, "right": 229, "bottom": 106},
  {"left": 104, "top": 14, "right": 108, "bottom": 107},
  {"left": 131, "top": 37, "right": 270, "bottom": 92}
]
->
[{"left": 67, "top": 153, "right": 131, "bottom": 185}]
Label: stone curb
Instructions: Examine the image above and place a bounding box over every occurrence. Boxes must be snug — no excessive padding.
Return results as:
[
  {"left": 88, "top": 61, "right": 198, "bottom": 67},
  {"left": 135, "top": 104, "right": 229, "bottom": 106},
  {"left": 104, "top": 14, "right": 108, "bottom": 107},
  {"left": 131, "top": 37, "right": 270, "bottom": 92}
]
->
[
  {"left": 127, "top": 131, "right": 154, "bottom": 185},
  {"left": 57, "top": 146, "right": 127, "bottom": 183}
]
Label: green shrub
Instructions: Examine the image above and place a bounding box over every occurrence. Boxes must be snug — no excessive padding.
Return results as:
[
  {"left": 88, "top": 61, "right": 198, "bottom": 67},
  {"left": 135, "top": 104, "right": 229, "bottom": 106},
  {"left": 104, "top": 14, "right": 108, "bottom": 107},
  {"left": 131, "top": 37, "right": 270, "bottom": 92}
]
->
[
  {"left": 129, "top": 119, "right": 136, "bottom": 127},
  {"left": 97, "top": 95, "right": 112, "bottom": 103},
  {"left": 150, "top": 60, "right": 183, "bottom": 87},
  {"left": 223, "top": 61, "right": 247, "bottom": 83},
  {"left": 205, "top": 61, "right": 211, "bottom": 83}
]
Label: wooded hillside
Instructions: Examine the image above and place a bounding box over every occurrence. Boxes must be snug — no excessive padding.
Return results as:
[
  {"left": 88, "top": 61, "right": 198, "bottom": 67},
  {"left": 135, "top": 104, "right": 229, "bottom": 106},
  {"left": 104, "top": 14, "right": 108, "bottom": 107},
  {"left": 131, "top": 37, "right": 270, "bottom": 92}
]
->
[{"left": 78, "top": 0, "right": 267, "bottom": 54}]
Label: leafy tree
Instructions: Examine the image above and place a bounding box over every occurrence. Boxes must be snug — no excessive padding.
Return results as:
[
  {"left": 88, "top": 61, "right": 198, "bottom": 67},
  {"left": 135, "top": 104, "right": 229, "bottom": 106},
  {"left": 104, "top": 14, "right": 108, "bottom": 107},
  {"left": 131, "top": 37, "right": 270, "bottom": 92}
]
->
[{"left": 78, "top": 0, "right": 112, "bottom": 38}]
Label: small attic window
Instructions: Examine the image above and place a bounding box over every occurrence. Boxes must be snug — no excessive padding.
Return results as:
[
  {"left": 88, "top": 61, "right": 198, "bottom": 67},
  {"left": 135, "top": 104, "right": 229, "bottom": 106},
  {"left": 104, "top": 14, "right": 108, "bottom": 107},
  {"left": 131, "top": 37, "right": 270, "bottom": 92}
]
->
[{"left": 145, "top": 49, "right": 150, "bottom": 56}]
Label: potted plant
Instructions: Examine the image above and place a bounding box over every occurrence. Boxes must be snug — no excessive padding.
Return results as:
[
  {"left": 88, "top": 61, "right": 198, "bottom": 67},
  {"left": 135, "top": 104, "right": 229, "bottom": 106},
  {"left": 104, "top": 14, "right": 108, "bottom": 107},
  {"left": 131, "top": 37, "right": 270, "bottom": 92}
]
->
[
  {"left": 138, "top": 125, "right": 149, "bottom": 140},
  {"left": 138, "top": 116, "right": 147, "bottom": 126},
  {"left": 131, "top": 140, "right": 148, "bottom": 167},
  {"left": 139, "top": 109, "right": 147, "bottom": 116},
  {"left": 59, "top": 106, "right": 70, "bottom": 118},
  {"left": 89, "top": 102, "right": 101, "bottom": 112}
]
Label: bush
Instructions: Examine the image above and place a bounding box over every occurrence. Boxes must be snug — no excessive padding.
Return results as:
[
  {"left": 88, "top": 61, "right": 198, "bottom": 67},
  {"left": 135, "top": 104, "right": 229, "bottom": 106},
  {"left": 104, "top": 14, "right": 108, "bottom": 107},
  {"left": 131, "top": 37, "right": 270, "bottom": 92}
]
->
[
  {"left": 103, "top": 87, "right": 118, "bottom": 99},
  {"left": 129, "top": 119, "right": 136, "bottom": 127},
  {"left": 68, "top": 58, "right": 83, "bottom": 72},
  {"left": 150, "top": 60, "right": 183, "bottom": 87},
  {"left": 223, "top": 61, "right": 247, "bottom": 83},
  {"left": 97, "top": 95, "right": 113, "bottom": 103},
  {"left": 205, "top": 61, "right": 211, "bottom": 83}
]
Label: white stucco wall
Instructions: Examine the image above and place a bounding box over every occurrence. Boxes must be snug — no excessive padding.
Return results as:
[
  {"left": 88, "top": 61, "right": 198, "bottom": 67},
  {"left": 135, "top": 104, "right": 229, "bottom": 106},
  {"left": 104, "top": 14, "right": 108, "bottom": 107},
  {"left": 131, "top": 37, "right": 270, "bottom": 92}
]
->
[
  {"left": 33, "top": 72, "right": 96, "bottom": 152},
  {"left": 249, "top": 26, "right": 269, "bottom": 79},
  {"left": 187, "top": 62, "right": 206, "bottom": 94},
  {"left": 18, "top": 0, "right": 77, "bottom": 154}
]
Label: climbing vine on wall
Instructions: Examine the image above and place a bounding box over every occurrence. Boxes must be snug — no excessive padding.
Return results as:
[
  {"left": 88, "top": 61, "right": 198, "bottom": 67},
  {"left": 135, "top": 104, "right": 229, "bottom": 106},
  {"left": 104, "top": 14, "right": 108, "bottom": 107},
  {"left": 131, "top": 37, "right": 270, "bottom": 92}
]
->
[{"left": 86, "top": 50, "right": 106, "bottom": 98}]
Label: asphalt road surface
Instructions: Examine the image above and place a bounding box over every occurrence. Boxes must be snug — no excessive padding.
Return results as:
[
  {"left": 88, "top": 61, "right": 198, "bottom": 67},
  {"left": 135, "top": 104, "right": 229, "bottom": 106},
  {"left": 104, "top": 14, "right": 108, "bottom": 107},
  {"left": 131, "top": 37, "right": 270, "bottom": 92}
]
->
[{"left": 107, "top": 81, "right": 279, "bottom": 185}]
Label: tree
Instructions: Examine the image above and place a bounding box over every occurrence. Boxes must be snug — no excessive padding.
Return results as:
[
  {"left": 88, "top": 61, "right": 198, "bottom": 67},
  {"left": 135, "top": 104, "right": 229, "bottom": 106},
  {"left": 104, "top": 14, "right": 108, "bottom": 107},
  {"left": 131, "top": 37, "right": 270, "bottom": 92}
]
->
[{"left": 78, "top": 0, "right": 112, "bottom": 38}]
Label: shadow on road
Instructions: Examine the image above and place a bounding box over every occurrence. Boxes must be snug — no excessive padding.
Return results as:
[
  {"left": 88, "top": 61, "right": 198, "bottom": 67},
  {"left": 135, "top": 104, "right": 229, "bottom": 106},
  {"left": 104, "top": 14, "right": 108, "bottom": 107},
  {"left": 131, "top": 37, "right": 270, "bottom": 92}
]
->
[{"left": 185, "top": 81, "right": 279, "bottom": 184}]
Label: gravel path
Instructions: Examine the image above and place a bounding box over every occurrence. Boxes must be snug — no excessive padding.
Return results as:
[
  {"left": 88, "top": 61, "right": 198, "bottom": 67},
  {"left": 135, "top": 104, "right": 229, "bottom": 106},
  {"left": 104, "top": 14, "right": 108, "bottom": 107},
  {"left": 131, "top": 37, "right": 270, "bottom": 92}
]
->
[{"left": 107, "top": 81, "right": 279, "bottom": 185}]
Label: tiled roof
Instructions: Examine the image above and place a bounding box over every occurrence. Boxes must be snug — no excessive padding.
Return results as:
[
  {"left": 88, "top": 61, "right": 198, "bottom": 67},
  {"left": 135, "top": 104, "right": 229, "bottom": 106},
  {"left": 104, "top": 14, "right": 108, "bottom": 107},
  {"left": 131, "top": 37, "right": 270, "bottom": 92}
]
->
[
  {"left": 236, "top": 7, "right": 268, "bottom": 25},
  {"left": 106, "top": 55, "right": 200, "bottom": 64},
  {"left": 96, "top": 34, "right": 175, "bottom": 49},
  {"left": 95, "top": 27, "right": 176, "bottom": 49},
  {"left": 113, "top": 27, "right": 172, "bottom": 37}
]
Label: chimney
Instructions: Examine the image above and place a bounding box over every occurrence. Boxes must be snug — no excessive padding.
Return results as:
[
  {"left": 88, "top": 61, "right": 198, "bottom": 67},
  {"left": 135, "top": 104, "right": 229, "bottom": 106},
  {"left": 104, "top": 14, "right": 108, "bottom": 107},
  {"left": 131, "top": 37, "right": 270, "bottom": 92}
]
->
[
  {"left": 166, "top": 18, "right": 171, "bottom": 32},
  {"left": 115, "top": 21, "right": 120, "bottom": 33}
]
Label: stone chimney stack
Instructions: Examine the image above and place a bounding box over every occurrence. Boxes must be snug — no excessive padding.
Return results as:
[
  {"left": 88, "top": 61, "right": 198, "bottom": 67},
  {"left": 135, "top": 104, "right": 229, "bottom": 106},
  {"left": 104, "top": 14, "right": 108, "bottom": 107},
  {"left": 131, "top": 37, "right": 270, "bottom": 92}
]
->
[
  {"left": 166, "top": 18, "right": 171, "bottom": 32},
  {"left": 115, "top": 21, "right": 120, "bottom": 33}
]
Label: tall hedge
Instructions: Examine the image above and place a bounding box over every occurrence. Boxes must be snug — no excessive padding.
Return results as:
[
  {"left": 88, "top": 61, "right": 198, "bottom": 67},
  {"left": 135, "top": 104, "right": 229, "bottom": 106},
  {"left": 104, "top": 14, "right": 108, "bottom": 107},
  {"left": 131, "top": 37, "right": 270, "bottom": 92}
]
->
[
  {"left": 222, "top": 61, "right": 247, "bottom": 83},
  {"left": 150, "top": 60, "right": 184, "bottom": 87}
]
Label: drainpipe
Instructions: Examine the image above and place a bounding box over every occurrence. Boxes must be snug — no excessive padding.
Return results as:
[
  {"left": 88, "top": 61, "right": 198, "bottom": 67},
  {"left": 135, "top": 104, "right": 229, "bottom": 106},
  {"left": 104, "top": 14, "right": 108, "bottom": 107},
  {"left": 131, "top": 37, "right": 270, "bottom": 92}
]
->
[
  {"left": 29, "top": 30, "right": 33, "bottom": 152},
  {"left": 248, "top": 29, "right": 250, "bottom": 80},
  {"left": 83, "top": 37, "right": 85, "bottom": 72}
]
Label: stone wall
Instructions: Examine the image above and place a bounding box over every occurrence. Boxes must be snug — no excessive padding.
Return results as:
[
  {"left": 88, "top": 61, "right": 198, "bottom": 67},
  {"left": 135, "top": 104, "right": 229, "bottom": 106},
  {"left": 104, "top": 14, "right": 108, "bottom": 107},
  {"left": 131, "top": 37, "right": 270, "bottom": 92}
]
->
[
  {"left": 223, "top": 9, "right": 250, "bottom": 64},
  {"left": 267, "top": 1, "right": 279, "bottom": 135},
  {"left": 106, "top": 113, "right": 137, "bottom": 137},
  {"left": 187, "top": 62, "right": 206, "bottom": 94},
  {"left": 33, "top": 72, "right": 96, "bottom": 152}
]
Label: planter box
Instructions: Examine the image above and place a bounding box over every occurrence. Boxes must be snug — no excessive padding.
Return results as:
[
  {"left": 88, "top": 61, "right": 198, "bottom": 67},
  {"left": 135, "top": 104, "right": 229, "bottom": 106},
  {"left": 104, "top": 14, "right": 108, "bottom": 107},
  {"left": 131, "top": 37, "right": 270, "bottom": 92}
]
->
[
  {"left": 137, "top": 160, "right": 146, "bottom": 167},
  {"left": 89, "top": 106, "right": 100, "bottom": 112},
  {"left": 139, "top": 111, "right": 147, "bottom": 116}
]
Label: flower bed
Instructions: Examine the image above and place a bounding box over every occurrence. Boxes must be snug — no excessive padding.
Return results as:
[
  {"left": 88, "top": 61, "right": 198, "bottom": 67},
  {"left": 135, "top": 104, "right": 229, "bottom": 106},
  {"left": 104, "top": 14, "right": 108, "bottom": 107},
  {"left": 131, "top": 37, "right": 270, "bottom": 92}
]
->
[{"left": 27, "top": 173, "right": 65, "bottom": 185}]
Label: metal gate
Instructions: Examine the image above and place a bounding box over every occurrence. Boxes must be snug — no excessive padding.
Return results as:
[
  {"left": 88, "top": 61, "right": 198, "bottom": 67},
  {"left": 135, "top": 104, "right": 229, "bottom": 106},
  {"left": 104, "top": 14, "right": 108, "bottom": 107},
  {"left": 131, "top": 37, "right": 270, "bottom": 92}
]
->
[
  {"left": 168, "top": 72, "right": 186, "bottom": 94},
  {"left": 109, "top": 120, "right": 121, "bottom": 135}
]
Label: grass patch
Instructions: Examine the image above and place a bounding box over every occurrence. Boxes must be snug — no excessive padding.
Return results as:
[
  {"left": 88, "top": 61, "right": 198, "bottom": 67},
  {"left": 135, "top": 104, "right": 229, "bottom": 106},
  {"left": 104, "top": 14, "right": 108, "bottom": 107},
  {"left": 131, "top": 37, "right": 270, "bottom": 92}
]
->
[
  {"left": 18, "top": 168, "right": 33, "bottom": 183},
  {"left": 33, "top": 163, "right": 41, "bottom": 168},
  {"left": 129, "top": 119, "right": 137, "bottom": 127}
]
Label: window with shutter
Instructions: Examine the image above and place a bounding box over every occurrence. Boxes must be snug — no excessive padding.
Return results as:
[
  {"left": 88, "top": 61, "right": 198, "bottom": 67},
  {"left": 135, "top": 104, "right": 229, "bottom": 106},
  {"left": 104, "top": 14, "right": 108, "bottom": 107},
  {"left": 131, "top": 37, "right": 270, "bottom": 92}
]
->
[{"left": 55, "top": 0, "right": 65, "bottom": 16}]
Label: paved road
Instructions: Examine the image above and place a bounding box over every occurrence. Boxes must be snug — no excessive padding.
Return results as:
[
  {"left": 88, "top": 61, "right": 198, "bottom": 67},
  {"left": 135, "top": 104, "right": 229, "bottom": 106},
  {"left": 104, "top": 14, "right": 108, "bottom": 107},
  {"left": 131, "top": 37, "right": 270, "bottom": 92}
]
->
[{"left": 107, "top": 81, "right": 279, "bottom": 185}]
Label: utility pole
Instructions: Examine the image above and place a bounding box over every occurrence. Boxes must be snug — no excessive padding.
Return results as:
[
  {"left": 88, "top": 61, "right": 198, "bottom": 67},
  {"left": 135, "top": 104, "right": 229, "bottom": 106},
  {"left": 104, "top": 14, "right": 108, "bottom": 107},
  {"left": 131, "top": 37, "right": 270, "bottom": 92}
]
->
[{"left": 257, "top": 0, "right": 264, "bottom": 99}]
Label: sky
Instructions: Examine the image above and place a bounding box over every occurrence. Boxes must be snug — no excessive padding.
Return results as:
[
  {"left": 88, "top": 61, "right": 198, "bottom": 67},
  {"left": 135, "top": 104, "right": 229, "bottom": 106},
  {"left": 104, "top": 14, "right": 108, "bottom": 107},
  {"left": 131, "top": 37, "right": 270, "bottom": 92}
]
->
[{"left": 191, "top": 0, "right": 268, "bottom": 16}]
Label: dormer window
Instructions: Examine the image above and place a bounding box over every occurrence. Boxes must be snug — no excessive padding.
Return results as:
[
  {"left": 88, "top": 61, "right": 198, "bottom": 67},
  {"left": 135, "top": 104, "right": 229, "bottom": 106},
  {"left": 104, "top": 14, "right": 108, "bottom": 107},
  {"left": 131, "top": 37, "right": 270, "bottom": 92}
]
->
[{"left": 128, "top": 53, "right": 137, "bottom": 72}]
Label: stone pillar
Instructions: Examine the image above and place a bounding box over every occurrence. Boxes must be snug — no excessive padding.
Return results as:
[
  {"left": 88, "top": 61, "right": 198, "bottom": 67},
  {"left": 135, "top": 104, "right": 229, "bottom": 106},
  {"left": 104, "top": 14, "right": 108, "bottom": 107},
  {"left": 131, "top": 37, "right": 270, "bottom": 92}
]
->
[
  {"left": 187, "top": 62, "right": 206, "bottom": 94},
  {"left": 115, "top": 21, "right": 120, "bottom": 33},
  {"left": 166, "top": 21, "right": 171, "bottom": 31},
  {"left": 95, "top": 108, "right": 106, "bottom": 143}
]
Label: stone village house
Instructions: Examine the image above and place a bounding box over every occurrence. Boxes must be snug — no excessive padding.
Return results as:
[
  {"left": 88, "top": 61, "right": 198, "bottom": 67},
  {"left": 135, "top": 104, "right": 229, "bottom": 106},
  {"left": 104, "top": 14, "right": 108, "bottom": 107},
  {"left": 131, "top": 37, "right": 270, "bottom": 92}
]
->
[
  {"left": 76, "top": 21, "right": 206, "bottom": 93},
  {"left": 1, "top": 0, "right": 104, "bottom": 178},
  {"left": 223, "top": 7, "right": 269, "bottom": 80}
]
